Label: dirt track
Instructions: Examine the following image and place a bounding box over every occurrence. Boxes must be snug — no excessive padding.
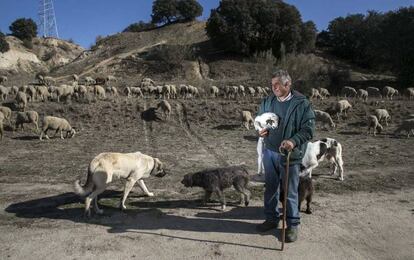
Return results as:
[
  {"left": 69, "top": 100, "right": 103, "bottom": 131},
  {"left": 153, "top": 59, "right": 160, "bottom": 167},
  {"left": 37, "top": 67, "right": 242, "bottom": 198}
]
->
[{"left": 1, "top": 96, "right": 413, "bottom": 259}]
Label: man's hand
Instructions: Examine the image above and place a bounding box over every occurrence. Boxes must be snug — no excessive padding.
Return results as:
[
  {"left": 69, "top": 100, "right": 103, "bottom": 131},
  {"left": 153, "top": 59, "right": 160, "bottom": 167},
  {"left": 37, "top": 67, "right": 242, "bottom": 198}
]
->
[
  {"left": 280, "top": 140, "right": 295, "bottom": 152},
  {"left": 258, "top": 129, "right": 269, "bottom": 137}
]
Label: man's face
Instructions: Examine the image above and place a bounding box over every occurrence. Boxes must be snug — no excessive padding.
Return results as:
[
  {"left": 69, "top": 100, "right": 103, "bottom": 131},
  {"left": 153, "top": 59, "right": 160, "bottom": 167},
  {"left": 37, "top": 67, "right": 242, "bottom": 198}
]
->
[{"left": 272, "top": 77, "right": 291, "bottom": 98}]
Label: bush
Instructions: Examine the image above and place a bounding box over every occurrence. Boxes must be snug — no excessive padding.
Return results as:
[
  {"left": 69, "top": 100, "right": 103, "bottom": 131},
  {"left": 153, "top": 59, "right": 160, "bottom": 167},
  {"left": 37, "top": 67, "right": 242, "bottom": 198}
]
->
[
  {"left": 9, "top": 18, "right": 37, "bottom": 41},
  {"left": 123, "top": 21, "right": 156, "bottom": 32},
  {"left": 144, "top": 44, "right": 194, "bottom": 70},
  {"left": 0, "top": 31, "right": 10, "bottom": 53}
]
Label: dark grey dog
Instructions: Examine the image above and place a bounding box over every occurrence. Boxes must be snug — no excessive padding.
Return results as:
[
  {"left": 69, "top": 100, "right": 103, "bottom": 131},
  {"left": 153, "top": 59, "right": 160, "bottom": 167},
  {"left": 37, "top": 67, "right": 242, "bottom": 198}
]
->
[{"left": 181, "top": 165, "right": 251, "bottom": 211}]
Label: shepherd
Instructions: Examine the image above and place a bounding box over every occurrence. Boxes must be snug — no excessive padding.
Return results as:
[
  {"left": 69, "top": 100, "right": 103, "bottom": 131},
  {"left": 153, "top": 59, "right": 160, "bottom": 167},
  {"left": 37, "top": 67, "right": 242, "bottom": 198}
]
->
[{"left": 255, "top": 69, "right": 315, "bottom": 245}]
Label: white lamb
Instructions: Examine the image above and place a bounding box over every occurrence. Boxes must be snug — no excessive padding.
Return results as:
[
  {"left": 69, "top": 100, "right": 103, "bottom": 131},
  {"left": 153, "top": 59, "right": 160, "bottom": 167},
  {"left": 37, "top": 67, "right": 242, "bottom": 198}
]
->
[
  {"left": 374, "top": 109, "right": 391, "bottom": 126},
  {"left": 39, "top": 116, "right": 76, "bottom": 140},
  {"left": 367, "top": 115, "right": 383, "bottom": 136},
  {"left": 254, "top": 112, "right": 279, "bottom": 175},
  {"left": 314, "top": 110, "right": 335, "bottom": 129},
  {"left": 318, "top": 87, "right": 330, "bottom": 99},
  {"left": 0, "top": 106, "right": 12, "bottom": 125},
  {"left": 241, "top": 111, "right": 254, "bottom": 130},
  {"left": 333, "top": 99, "right": 352, "bottom": 119}
]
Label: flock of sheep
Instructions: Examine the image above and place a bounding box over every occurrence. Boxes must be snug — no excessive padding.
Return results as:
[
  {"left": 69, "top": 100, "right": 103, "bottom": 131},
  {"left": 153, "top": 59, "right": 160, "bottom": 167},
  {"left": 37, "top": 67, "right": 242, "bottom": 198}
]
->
[
  {"left": 242, "top": 85, "right": 414, "bottom": 138},
  {"left": 0, "top": 74, "right": 414, "bottom": 142}
]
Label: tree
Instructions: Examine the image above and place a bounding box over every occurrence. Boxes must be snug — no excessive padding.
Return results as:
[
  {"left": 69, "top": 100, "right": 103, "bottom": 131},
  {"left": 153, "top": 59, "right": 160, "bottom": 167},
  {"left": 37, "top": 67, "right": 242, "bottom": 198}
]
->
[
  {"left": 151, "top": 0, "right": 178, "bottom": 24},
  {"left": 9, "top": 18, "right": 37, "bottom": 41},
  {"left": 0, "top": 31, "right": 10, "bottom": 53},
  {"left": 177, "top": 0, "right": 203, "bottom": 21},
  {"left": 206, "top": 0, "right": 312, "bottom": 57}
]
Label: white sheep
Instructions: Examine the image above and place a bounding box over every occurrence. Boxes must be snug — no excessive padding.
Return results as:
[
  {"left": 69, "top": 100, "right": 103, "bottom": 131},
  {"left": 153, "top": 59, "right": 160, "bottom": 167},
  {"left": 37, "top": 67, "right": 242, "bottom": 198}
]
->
[
  {"left": 382, "top": 86, "right": 399, "bottom": 100},
  {"left": 333, "top": 99, "right": 352, "bottom": 119},
  {"left": 314, "top": 110, "right": 335, "bottom": 129},
  {"left": 210, "top": 86, "right": 219, "bottom": 98},
  {"left": 162, "top": 85, "right": 171, "bottom": 99},
  {"left": 318, "top": 87, "right": 330, "bottom": 98},
  {"left": 0, "top": 106, "right": 12, "bottom": 125},
  {"left": 131, "top": 87, "right": 144, "bottom": 98},
  {"left": 254, "top": 112, "right": 279, "bottom": 175},
  {"left": 39, "top": 116, "right": 76, "bottom": 140},
  {"left": 170, "top": 84, "right": 177, "bottom": 99},
  {"left": 241, "top": 111, "right": 254, "bottom": 130},
  {"left": 36, "top": 86, "right": 50, "bottom": 102},
  {"left": 106, "top": 75, "right": 117, "bottom": 82},
  {"left": 239, "top": 85, "right": 246, "bottom": 97},
  {"left": 311, "top": 88, "right": 322, "bottom": 99},
  {"left": 374, "top": 108, "right": 391, "bottom": 126},
  {"left": 367, "top": 115, "right": 383, "bottom": 136},
  {"left": 157, "top": 100, "right": 172, "bottom": 120},
  {"left": 27, "top": 85, "right": 37, "bottom": 102},
  {"left": 394, "top": 118, "right": 414, "bottom": 138},
  {"left": 341, "top": 86, "right": 357, "bottom": 98},
  {"left": 357, "top": 89, "right": 368, "bottom": 102},
  {"left": 94, "top": 85, "right": 106, "bottom": 99},
  {"left": 15, "top": 111, "right": 39, "bottom": 132},
  {"left": 0, "top": 85, "right": 10, "bottom": 100},
  {"left": 248, "top": 87, "right": 256, "bottom": 97},
  {"left": 15, "top": 91, "right": 27, "bottom": 111},
  {"left": 404, "top": 88, "right": 414, "bottom": 100},
  {"left": 55, "top": 84, "right": 74, "bottom": 102}
]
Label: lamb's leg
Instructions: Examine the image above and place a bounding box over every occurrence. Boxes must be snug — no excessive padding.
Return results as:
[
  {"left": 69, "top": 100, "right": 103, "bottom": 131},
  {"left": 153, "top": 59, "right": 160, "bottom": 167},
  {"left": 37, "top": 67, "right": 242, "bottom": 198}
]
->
[
  {"left": 120, "top": 178, "right": 138, "bottom": 210},
  {"left": 138, "top": 179, "right": 154, "bottom": 197},
  {"left": 93, "top": 196, "right": 103, "bottom": 215},
  {"left": 60, "top": 129, "right": 64, "bottom": 139}
]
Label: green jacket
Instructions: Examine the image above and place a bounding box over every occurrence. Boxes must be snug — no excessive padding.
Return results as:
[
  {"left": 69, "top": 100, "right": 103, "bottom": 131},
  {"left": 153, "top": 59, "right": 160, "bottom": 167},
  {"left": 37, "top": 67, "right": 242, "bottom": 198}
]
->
[{"left": 257, "top": 90, "right": 316, "bottom": 165}]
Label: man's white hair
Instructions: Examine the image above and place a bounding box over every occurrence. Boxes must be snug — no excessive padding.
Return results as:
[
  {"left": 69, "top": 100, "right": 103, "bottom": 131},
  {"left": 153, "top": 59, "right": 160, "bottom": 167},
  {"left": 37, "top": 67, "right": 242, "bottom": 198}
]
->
[{"left": 272, "top": 69, "right": 292, "bottom": 86}]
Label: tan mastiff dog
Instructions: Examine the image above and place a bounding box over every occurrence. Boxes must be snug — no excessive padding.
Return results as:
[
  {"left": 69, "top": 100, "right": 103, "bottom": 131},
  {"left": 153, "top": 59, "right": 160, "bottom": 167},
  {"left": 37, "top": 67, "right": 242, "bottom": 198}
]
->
[{"left": 74, "top": 152, "right": 166, "bottom": 217}]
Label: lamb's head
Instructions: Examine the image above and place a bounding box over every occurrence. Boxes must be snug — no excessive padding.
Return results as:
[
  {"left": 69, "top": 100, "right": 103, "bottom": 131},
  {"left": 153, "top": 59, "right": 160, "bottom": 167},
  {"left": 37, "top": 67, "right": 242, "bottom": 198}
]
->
[{"left": 254, "top": 112, "right": 279, "bottom": 131}]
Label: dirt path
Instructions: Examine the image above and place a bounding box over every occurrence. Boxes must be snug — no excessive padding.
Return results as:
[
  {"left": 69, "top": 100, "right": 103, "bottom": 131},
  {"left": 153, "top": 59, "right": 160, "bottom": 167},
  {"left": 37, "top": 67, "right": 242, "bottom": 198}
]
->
[{"left": 1, "top": 182, "right": 413, "bottom": 260}]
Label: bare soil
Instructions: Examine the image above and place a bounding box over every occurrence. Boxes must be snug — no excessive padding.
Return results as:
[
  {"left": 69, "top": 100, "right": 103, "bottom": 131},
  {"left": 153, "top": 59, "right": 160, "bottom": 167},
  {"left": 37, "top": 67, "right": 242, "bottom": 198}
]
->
[{"left": 1, "top": 95, "right": 413, "bottom": 259}]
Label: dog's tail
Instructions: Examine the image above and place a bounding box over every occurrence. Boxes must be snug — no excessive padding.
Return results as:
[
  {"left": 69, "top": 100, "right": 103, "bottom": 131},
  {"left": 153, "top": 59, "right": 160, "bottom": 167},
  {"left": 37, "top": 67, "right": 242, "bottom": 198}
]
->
[{"left": 74, "top": 165, "right": 94, "bottom": 197}]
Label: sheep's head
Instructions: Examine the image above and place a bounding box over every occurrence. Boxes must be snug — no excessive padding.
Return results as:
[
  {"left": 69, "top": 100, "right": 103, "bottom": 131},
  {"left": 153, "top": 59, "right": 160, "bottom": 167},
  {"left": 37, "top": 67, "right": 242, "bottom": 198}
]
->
[
  {"left": 69, "top": 128, "right": 76, "bottom": 138},
  {"left": 254, "top": 112, "right": 279, "bottom": 131}
]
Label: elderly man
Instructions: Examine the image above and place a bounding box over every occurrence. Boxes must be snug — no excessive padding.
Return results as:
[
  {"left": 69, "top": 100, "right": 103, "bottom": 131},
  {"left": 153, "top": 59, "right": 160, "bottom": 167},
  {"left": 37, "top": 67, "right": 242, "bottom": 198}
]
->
[{"left": 256, "top": 69, "right": 315, "bottom": 242}]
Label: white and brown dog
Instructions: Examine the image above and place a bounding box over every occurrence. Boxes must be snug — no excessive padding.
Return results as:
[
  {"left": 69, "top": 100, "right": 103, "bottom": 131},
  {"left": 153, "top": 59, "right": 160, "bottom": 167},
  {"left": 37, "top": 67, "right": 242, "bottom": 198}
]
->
[
  {"left": 74, "top": 152, "right": 166, "bottom": 217},
  {"left": 254, "top": 112, "right": 279, "bottom": 175},
  {"left": 300, "top": 138, "right": 344, "bottom": 181}
]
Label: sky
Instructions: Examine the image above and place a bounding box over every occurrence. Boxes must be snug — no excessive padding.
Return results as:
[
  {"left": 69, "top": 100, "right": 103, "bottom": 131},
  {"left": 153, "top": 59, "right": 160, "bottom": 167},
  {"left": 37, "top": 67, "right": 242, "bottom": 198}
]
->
[{"left": 1, "top": 0, "right": 413, "bottom": 48}]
